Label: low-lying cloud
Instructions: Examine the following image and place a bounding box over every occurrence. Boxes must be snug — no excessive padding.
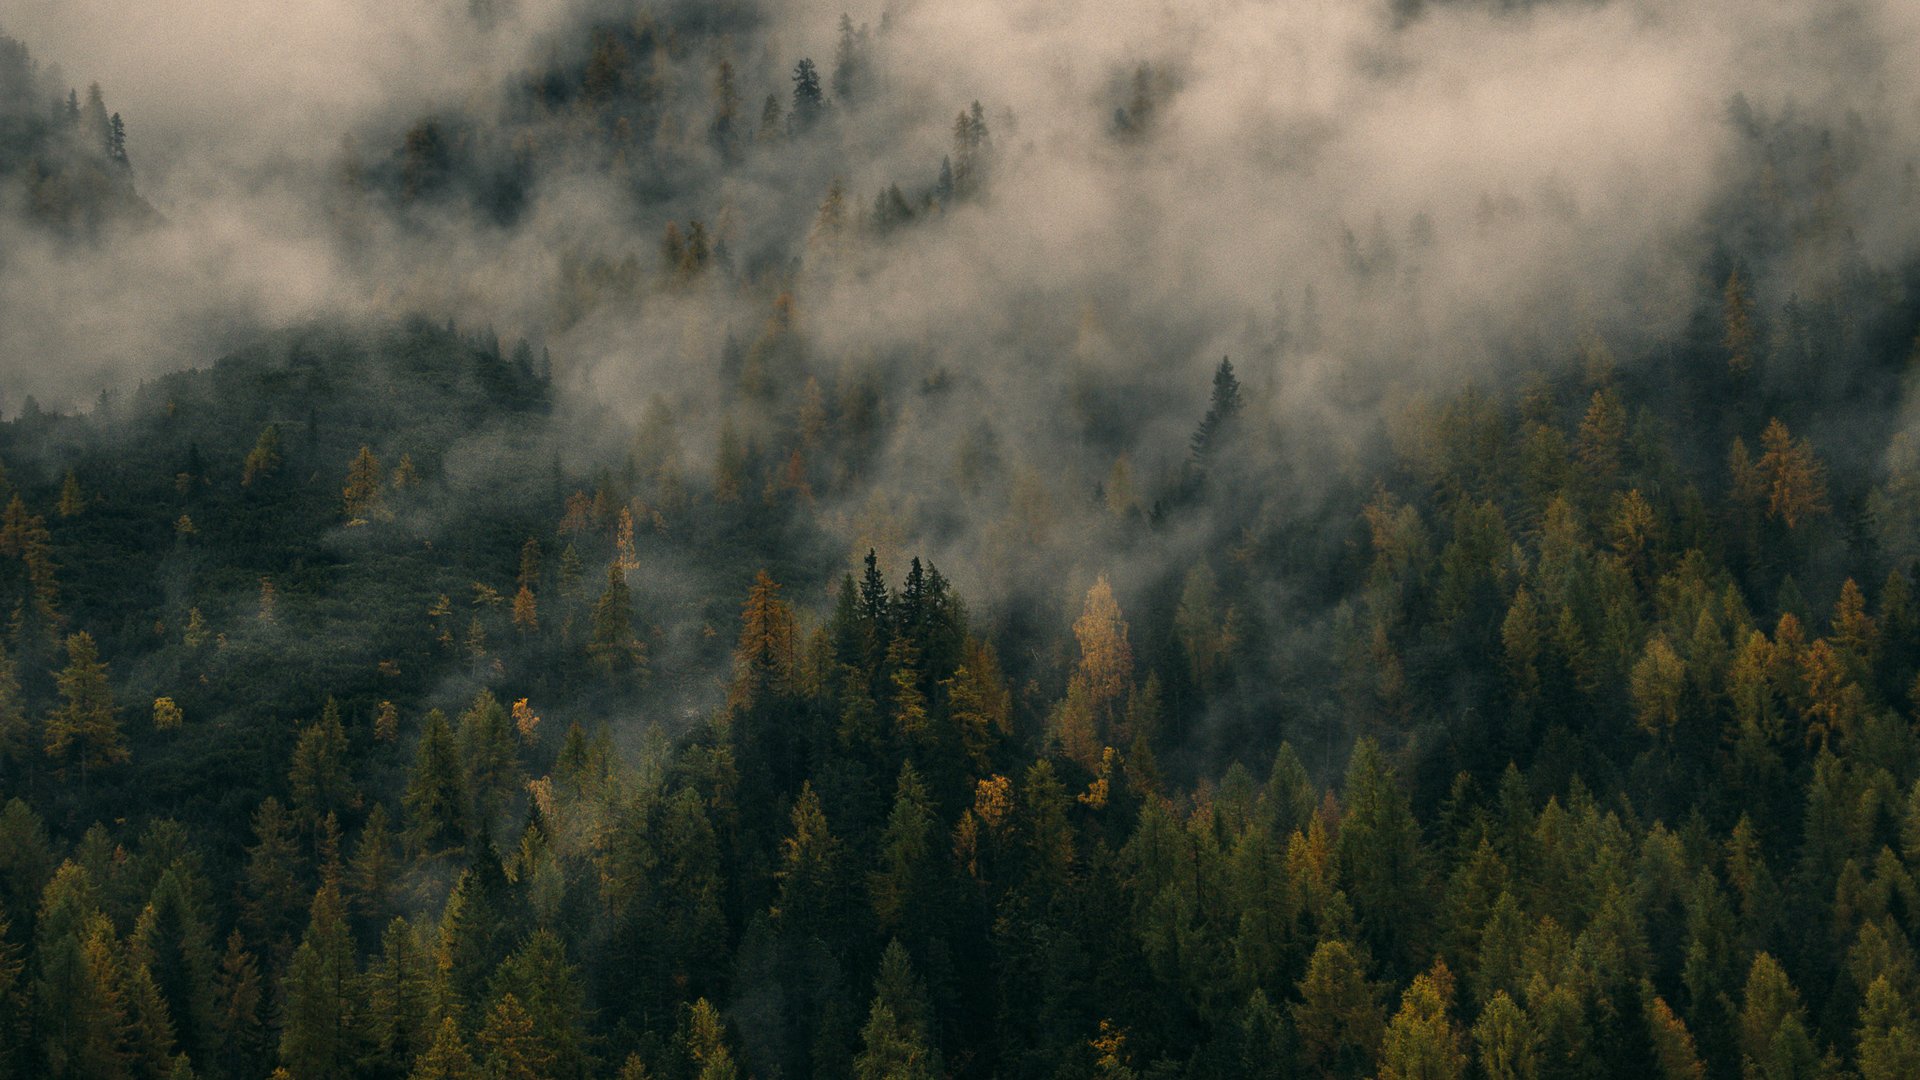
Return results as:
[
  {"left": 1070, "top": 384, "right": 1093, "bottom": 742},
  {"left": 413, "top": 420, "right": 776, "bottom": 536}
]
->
[{"left": 3, "top": 0, "right": 1917, "bottom": 615}]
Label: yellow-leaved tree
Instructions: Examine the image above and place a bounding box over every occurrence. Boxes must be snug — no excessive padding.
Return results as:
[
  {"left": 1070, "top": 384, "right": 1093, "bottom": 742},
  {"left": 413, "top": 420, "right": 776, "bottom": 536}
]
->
[
  {"left": 1757, "top": 418, "right": 1828, "bottom": 529},
  {"left": 342, "top": 445, "right": 388, "bottom": 523},
  {"left": 1378, "top": 958, "right": 1467, "bottom": 1080},
  {"left": 45, "top": 632, "right": 127, "bottom": 788},
  {"left": 1052, "top": 576, "right": 1134, "bottom": 768}
]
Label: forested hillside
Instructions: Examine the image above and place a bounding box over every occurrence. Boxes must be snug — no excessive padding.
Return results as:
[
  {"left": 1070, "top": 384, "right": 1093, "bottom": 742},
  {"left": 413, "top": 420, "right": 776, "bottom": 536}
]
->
[
  {"left": 0, "top": 33, "right": 148, "bottom": 233},
  {"left": 5, "top": 0, "right": 1920, "bottom": 1078}
]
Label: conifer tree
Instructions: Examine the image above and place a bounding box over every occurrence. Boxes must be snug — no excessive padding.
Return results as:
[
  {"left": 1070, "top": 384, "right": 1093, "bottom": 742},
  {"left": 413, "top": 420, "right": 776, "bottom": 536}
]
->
[
  {"left": 241, "top": 797, "right": 304, "bottom": 966},
  {"left": 1724, "top": 269, "right": 1757, "bottom": 376},
  {"left": 1471, "top": 991, "right": 1539, "bottom": 1080},
  {"left": 1738, "top": 953, "right": 1819, "bottom": 1080},
  {"left": 457, "top": 691, "right": 523, "bottom": 835},
  {"left": 410, "top": 1016, "right": 476, "bottom": 1080},
  {"left": 348, "top": 805, "right": 398, "bottom": 927},
  {"left": 403, "top": 710, "right": 468, "bottom": 858},
  {"left": 392, "top": 454, "right": 420, "bottom": 490},
  {"left": 1575, "top": 388, "right": 1626, "bottom": 492},
  {"left": 288, "top": 699, "right": 350, "bottom": 828},
  {"left": 486, "top": 930, "right": 587, "bottom": 1079},
  {"left": 1857, "top": 975, "right": 1920, "bottom": 1080},
  {"left": 730, "top": 570, "right": 798, "bottom": 710},
  {"left": 1645, "top": 992, "right": 1705, "bottom": 1080},
  {"left": 588, "top": 565, "right": 645, "bottom": 675},
  {"left": 7, "top": 496, "right": 62, "bottom": 644},
  {"left": 680, "top": 999, "right": 738, "bottom": 1080},
  {"left": 758, "top": 93, "right": 784, "bottom": 142},
  {"left": 132, "top": 867, "right": 218, "bottom": 1069},
  {"left": 35, "top": 864, "right": 127, "bottom": 1080},
  {"left": 343, "top": 445, "right": 387, "bottom": 523},
  {"left": 775, "top": 782, "right": 843, "bottom": 945},
  {"left": 0, "top": 640, "right": 29, "bottom": 775},
  {"left": 56, "top": 470, "right": 82, "bottom": 518},
  {"left": 278, "top": 880, "right": 361, "bottom": 1080},
  {"left": 1054, "top": 576, "right": 1133, "bottom": 767},
  {"left": 935, "top": 156, "right": 954, "bottom": 203},
  {"left": 855, "top": 942, "right": 939, "bottom": 1080},
  {"left": 44, "top": 632, "right": 125, "bottom": 786},
  {"left": 1378, "top": 959, "right": 1467, "bottom": 1080},
  {"left": 711, "top": 58, "right": 741, "bottom": 146},
  {"left": 212, "top": 930, "right": 266, "bottom": 1078},
  {"left": 1190, "top": 357, "right": 1243, "bottom": 466},
  {"left": 832, "top": 14, "right": 869, "bottom": 104},
  {"left": 241, "top": 425, "right": 282, "bottom": 487},
  {"left": 512, "top": 584, "right": 538, "bottom": 634},
  {"left": 476, "top": 994, "right": 553, "bottom": 1080},
  {"left": 82, "top": 84, "right": 109, "bottom": 152},
  {"left": 1631, "top": 633, "right": 1687, "bottom": 739},
  {"left": 1757, "top": 419, "right": 1828, "bottom": 530},
  {"left": 366, "top": 916, "right": 434, "bottom": 1077},
  {"left": 945, "top": 637, "right": 1011, "bottom": 774},
  {"left": 1293, "top": 939, "right": 1383, "bottom": 1078},
  {"left": 790, "top": 59, "right": 824, "bottom": 131},
  {"left": 1336, "top": 739, "right": 1427, "bottom": 973},
  {"left": 870, "top": 763, "right": 938, "bottom": 940},
  {"left": 1074, "top": 576, "right": 1133, "bottom": 710},
  {"left": 951, "top": 101, "right": 989, "bottom": 193}
]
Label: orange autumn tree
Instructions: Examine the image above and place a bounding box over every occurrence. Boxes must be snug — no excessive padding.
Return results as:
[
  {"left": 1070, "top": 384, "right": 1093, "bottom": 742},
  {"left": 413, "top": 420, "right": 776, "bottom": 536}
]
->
[
  {"left": 1052, "top": 576, "right": 1134, "bottom": 769},
  {"left": 45, "top": 632, "right": 127, "bottom": 786},
  {"left": 1757, "top": 418, "right": 1828, "bottom": 529},
  {"left": 730, "top": 570, "right": 798, "bottom": 711},
  {"left": 512, "top": 537, "right": 541, "bottom": 634},
  {"left": 343, "top": 445, "right": 393, "bottom": 524}
]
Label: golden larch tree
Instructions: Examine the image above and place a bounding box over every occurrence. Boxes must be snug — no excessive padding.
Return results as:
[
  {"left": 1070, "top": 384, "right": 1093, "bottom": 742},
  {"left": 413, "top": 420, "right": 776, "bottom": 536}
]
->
[
  {"left": 1757, "top": 418, "right": 1828, "bottom": 529},
  {"left": 1053, "top": 576, "right": 1135, "bottom": 768},
  {"left": 343, "top": 445, "right": 388, "bottom": 523},
  {"left": 1630, "top": 634, "right": 1687, "bottom": 740},
  {"left": 1575, "top": 388, "right": 1626, "bottom": 488},
  {"left": 390, "top": 454, "right": 420, "bottom": 490},
  {"left": 1073, "top": 576, "right": 1134, "bottom": 713},
  {"left": 242, "top": 425, "right": 282, "bottom": 487},
  {"left": 512, "top": 584, "right": 538, "bottom": 635},
  {"left": 730, "top": 570, "right": 798, "bottom": 710},
  {"left": 614, "top": 508, "right": 640, "bottom": 576},
  {"left": 1378, "top": 958, "right": 1467, "bottom": 1080},
  {"left": 57, "top": 470, "right": 83, "bottom": 518},
  {"left": 45, "top": 632, "right": 127, "bottom": 784}
]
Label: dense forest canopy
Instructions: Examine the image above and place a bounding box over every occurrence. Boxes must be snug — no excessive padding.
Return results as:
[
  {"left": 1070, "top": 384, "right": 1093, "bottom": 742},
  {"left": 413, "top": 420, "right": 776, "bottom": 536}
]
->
[{"left": 4, "top": 0, "right": 1920, "bottom": 1077}]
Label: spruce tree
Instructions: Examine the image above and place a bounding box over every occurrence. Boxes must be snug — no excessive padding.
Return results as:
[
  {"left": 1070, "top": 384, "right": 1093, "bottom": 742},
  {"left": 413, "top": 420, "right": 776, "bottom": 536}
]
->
[
  {"left": 790, "top": 59, "right": 824, "bottom": 131},
  {"left": 1189, "top": 356, "right": 1243, "bottom": 464},
  {"left": 287, "top": 699, "right": 349, "bottom": 828},
  {"left": 403, "top": 710, "right": 468, "bottom": 859}
]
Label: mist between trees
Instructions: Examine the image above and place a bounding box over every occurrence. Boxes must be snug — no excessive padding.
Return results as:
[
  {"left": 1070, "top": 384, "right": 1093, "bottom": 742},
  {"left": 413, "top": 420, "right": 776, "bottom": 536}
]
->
[{"left": 1, "top": 0, "right": 1920, "bottom": 1077}]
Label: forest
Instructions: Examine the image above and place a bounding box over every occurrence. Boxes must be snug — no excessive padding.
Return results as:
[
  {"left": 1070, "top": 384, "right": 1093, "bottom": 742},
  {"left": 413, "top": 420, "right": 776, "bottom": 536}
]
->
[{"left": 4, "top": 0, "right": 1920, "bottom": 1077}]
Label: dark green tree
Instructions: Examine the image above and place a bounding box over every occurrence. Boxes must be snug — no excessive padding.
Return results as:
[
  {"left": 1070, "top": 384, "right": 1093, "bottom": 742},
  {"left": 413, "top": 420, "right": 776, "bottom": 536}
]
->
[
  {"left": 403, "top": 710, "right": 468, "bottom": 858},
  {"left": 278, "top": 879, "right": 362, "bottom": 1080},
  {"left": 790, "top": 59, "right": 824, "bottom": 131}
]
